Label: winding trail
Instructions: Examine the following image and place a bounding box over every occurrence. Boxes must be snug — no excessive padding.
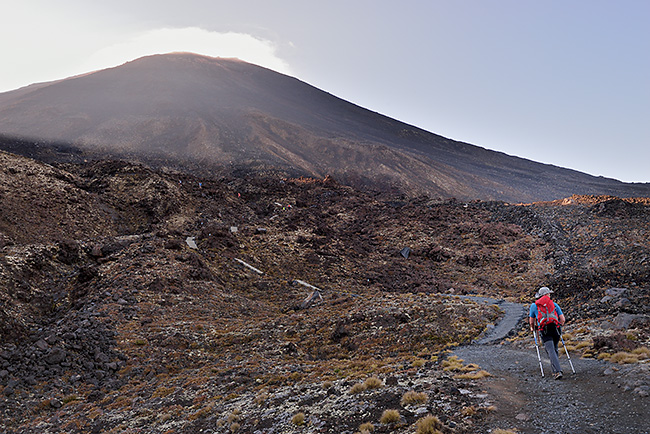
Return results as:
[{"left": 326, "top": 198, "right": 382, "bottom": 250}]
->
[{"left": 453, "top": 297, "right": 649, "bottom": 434}]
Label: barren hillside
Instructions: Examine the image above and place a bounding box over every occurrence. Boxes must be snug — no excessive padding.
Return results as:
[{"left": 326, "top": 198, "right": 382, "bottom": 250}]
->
[
  {"left": 2, "top": 53, "right": 649, "bottom": 202},
  {"left": 1, "top": 150, "right": 648, "bottom": 433}
]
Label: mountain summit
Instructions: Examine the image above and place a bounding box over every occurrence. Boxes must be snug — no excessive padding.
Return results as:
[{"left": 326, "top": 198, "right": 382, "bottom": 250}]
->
[{"left": 0, "top": 52, "right": 648, "bottom": 201}]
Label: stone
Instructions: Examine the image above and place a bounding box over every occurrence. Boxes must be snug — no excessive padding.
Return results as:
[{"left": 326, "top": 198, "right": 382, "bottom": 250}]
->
[
  {"left": 45, "top": 347, "right": 67, "bottom": 365},
  {"left": 35, "top": 339, "right": 49, "bottom": 351},
  {"left": 614, "top": 298, "right": 631, "bottom": 308},
  {"left": 94, "top": 351, "right": 110, "bottom": 364},
  {"left": 91, "top": 244, "right": 103, "bottom": 257},
  {"left": 613, "top": 313, "right": 642, "bottom": 330},
  {"left": 605, "top": 287, "right": 627, "bottom": 297},
  {"left": 185, "top": 236, "right": 198, "bottom": 249},
  {"left": 634, "top": 386, "right": 650, "bottom": 397}
]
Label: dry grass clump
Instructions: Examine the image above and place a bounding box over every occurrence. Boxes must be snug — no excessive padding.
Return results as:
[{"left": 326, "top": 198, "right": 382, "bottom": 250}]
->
[
  {"left": 454, "top": 369, "right": 492, "bottom": 379},
  {"left": 349, "top": 382, "right": 367, "bottom": 394},
  {"left": 412, "top": 358, "right": 426, "bottom": 368},
  {"left": 598, "top": 347, "right": 650, "bottom": 364},
  {"left": 379, "top": 409, "right": 400, "bottom": 424},
  {"left": 230, "top": 422, "right": 240, "bottom": 432},
  {"left": 442, "top": 355, "right": 464, "bottom": 371},
  {"left": 414, "top": 415, "right": 443, "bottom": 434},
  {"left": 460, "top": 405, "right": 476, "bottom": 416},
  {"left": 188, "top": 405, "right": 213, "bottom": 421},
  {"left": 322, "top": 380, "right": 334, "bottom": 389},
  {"left": 492, "top": 430, "right": 517, "bottom": 434},
  {"left": 364, "top": 376, "right": 383, "bottom": 389},
  {"left": 292, "top": 412, "right": 305, "bottom": 425},
  {"left": 400, "top": 390, "right": 428, "bottom": 406},
  {"left": 227, "top": 409, "right": 241, "bottom": 424},
  {"left": 62, "top": 394, "right": 80, "bottom": 404},
  {"left": 358, "top": 421, "right": 375, "bottom": 433}
]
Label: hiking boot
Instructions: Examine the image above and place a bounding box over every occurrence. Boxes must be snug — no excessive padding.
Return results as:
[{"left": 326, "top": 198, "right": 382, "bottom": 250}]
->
[{"left": 554, "top": 371, "right": 563, "bottom": 380}]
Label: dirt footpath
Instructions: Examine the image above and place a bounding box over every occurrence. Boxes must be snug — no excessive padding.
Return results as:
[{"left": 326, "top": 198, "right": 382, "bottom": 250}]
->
[{"left": 454, "top": 299, "right": 649, "bottom": 434}]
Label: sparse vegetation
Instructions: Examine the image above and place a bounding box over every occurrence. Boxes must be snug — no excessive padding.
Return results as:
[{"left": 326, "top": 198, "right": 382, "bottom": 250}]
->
[
  {"left": 414, "top": 415, "right": 443, "bottom": 434},
  {"left": 363, "top": 376, "right": 383, "bottom": 389},
  {"left": 349, "top": 382, "right": 367, "bottom": 394},
  {"left": 454, "top": 369, "right": 492, "bottom": 379},
  {"left": 379, "top": 409, "right": 400, "bottom": 424},
  {"left": 292, "top": 412, "right": 306, "bottom": 426},
  {"left": 412, "top": 358, "right": 426, "bottom": 368},
  {"left": 400, "top": 390, "right": 428, "bottom": 406},
  {"left": 359, "top": 421, "right": 374, "bottom": 433},
  {"left": 1, "top": 142, "right": 649, "bottom": 434}
]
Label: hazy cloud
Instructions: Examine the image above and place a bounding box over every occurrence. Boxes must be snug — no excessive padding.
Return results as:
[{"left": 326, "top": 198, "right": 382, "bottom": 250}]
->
[{"left": 80, "top": 28, "right": 293, "bottom": 75}]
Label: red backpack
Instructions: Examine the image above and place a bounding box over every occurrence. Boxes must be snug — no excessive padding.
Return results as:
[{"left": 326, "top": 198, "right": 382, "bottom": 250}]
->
[{"left": 535, "top": 295, "right": 559, "bottom": 329}]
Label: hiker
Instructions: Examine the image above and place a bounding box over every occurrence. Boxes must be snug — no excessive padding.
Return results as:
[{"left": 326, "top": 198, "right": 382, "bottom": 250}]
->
[{"left": 529, "top": 286, "right": 566, "bottom": 379}]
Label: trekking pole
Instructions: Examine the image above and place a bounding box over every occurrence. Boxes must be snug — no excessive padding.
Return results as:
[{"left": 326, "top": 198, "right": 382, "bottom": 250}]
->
[
  {"left": 533, "top": 330, "right": 544, "bottom": 377},
  {"left": 560, "top": 335, "right": 576, "bottom": 374}
]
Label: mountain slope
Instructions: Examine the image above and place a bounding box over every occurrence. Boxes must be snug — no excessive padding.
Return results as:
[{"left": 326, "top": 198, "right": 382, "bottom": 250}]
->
[{"left": 1, "top": 52, "right": 649, "bottom": 202}]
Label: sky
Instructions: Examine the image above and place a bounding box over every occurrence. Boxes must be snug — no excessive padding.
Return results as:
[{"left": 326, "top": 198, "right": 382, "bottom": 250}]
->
[{"left": 2, "top": 1, "right": 649, "bottom": 183}]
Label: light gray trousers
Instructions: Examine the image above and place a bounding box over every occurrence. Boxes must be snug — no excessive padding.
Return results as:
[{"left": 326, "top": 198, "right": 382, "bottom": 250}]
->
[{"left": 543, "top": 338, "right": 562, "bottom": 373}]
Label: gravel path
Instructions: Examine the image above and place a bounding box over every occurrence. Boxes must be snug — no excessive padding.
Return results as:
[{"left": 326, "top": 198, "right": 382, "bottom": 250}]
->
[{"left": 453, "top": 298, "right": 649, "bottom": 434}]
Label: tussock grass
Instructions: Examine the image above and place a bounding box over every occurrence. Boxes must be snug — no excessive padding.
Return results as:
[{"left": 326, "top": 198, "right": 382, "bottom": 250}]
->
[
  {"left": 359, "top": 421, "right": 374, "bottom": 433},
  {"left": 442, "top": 355, "right": 464, "bottom": 371},
  {"left": 609, "top": 352, "right": 641, "bottom": 364},
  {"left": 414, "top": 415, "right": 443, "bottom": 434},
  {"left": 460, "top": 406, "right": 476, "bottom": 416},
  {"left": 227, "top": 409, "right": 240, "bottom": 423},
  {"left": 492, "top": 430, "right": 517, "bottom": 434},
  {"left": 400, "top": 390, "right": 428, "bottom": 406},
  {"left": 254, "top": 390, "right": 268, "bottom": 405},
  {"left": 454, "top": 369, "right": 492, "bottom": 379},
  {"left": 292, "top": 412, "right": 305, "bottom": 425},
  {"left": 600, "top": 347, "right": 650, "bottom": 364},
  {"left": 379, "top": 409, "right": 400, "bottom": 424},
  {"left": 349, "top": 382, "right": 367, "bottom": 394},
  {"left": 364, "top": 376, "right": 383, "bottom": 389}
]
